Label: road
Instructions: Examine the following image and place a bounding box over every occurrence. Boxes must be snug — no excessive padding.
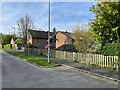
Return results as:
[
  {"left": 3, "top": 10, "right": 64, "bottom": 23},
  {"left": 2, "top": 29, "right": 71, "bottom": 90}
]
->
[{"left": 1, "top": 51, "right": 118, "bottom": 88}]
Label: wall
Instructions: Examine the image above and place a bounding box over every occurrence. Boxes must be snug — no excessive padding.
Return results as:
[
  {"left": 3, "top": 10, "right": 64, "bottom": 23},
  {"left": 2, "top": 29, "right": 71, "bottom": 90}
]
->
[
  {"left": 27, "top": 34, "right": 32, "bottom": 44},
  {"left": 56, "top": 32, "right": 67, "bottom": 49}
]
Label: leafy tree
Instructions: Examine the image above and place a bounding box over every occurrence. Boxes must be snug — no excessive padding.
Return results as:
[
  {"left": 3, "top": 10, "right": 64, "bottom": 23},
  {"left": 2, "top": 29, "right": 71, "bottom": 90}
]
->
[
  {"left": 90, "top": 2, "right": 120, "bottom": 69},
  {"left": 89, "top": 2, "right": 120, "bottom": 46},
  {"left": 17, "top": 15, "right": 35, "bottom": 44},
  {"left": 2, "top": 34, "right": 14, "bottom": 45}
]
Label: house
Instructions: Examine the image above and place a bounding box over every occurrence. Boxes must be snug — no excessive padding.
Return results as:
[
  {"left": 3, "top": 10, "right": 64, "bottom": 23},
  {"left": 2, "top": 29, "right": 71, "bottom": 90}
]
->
[
  {"left": 56, "top": 31, "right": 74, "bottom": 51},
  {"left": 10, "top": 37, "right": 17, "bottom": 49},
  {"left": 27, "top": 29, "right": 55, "bottom": 48},
  {"left": 10, "top": 37, "right": 24, "bottom": 50}
]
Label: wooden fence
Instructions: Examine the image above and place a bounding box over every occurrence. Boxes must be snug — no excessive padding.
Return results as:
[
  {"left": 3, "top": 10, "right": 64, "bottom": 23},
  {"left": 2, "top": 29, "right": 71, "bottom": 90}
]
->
[{"left": 25, "top": 48, "right": 118, "bottom": 70}]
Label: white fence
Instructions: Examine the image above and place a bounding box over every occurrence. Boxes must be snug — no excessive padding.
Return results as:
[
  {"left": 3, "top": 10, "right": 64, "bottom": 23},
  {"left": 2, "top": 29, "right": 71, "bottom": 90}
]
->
[{"left": 25, "top": 48, "right": 118, "bottom": 70}]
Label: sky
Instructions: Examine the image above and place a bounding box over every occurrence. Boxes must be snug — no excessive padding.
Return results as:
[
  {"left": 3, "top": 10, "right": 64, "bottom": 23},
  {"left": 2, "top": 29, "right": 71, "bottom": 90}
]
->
[{"left": 1, "top": 2, "right": 96, "bottom": 34}]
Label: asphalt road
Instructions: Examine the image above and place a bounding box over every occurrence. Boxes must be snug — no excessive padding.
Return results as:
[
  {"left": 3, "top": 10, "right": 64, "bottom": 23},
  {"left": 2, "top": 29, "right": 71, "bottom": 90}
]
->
[{"left": 1, "top": 51, "right": 118, "bottom": 88}]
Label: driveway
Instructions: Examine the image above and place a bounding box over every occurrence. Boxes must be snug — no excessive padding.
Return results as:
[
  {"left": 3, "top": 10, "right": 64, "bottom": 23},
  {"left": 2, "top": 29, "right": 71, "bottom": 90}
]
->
[{"left": 1, "top": 51, "right": 118, "bottom": 88}]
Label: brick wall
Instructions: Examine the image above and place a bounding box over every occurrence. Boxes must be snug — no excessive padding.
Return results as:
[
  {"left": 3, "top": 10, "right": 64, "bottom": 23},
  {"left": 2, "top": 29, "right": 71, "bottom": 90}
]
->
[
  {"left": 56, "top": 32, "right": 72, "bottom": 49},
  {"left": 56, "top": 32, "right": 67, "bottom": 49}
]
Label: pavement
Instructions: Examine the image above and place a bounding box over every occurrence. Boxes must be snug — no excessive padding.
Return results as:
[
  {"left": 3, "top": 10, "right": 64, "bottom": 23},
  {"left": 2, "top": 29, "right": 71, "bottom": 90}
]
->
[
  {"left": 52, "top": 58, "right": 119, "bottom": 82},
  {"left": 1, "top": 51, "right": 119, "bottom": 88}
]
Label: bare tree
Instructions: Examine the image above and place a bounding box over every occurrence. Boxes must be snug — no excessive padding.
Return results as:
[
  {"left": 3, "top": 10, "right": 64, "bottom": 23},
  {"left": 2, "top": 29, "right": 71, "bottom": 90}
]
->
[
  {"left": 17, "top": 15, "right": 35, "bottom": 44},
  {"left": 72, "top": 24, "right": 94, "bottom": 53}
]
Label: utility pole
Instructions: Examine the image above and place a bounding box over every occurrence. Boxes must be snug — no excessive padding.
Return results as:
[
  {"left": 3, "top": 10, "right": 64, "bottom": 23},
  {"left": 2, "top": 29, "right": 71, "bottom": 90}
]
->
[{"left": 48, "top": 0, "right": 50, "bottom": 63}]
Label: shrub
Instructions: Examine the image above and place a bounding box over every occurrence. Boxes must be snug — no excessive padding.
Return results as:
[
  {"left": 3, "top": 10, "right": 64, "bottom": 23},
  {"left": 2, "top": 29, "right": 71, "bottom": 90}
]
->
[
  {"left": 96, "top": 42, "right": 119, "bottom": 56},
  {"left": 4, "top": 44, "right": 10, "bottom": 49}
]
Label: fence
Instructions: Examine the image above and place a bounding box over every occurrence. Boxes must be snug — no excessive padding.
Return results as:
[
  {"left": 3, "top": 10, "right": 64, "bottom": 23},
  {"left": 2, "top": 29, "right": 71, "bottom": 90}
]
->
[{"left": 24, "top": 48, "right": 118, "bottom": 70}]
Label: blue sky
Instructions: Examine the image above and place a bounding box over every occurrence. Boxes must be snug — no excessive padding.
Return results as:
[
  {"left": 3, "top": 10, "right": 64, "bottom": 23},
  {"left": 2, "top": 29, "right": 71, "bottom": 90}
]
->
[{"left": 1, "top": 2, "right": 95, "bottom": 34}]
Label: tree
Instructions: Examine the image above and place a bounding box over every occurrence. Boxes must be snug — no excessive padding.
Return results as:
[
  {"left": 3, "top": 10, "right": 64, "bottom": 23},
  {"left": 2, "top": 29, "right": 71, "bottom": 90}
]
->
[
  {"left": 72, "top": 25, "right": 94, "bottom": 53},
  {"left": 89, "top": 2, "right": 120, "bottom": 69},
  {"left": 2, "top": 34, "right": 14, "bottom": 45},
  {"left": 15, "top": 38, "right": 24, "bottom": 44},
  {"left": 53, "top": 27, "right": 56, "bottom": 33},
  {"left": 17, "top": 15, "right": 35, "bottom": 44},
  {"left": 89, "top": 2, "right": 120, "bottom": 46}
]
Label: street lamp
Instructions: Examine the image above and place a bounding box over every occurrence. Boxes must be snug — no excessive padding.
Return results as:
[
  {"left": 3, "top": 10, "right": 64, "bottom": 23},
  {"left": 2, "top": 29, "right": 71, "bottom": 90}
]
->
[
  {"left": 12, "top": 27, "right": 15, "bottom": 40},
  {"left": 48, "top": 0, "right": 50, "bottom": 63}
]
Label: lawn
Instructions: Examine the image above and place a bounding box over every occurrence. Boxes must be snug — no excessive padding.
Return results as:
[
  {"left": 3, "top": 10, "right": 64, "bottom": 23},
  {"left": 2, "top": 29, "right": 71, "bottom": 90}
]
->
[{"left": 6, "top": 51, "right": 58, "bottom": 68}]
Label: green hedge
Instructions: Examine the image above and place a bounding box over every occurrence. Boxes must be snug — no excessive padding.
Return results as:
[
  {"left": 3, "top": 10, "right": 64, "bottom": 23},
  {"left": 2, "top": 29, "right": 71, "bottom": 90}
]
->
[{"left": 96, "top": 42, "right": 119, "bottom": 56}]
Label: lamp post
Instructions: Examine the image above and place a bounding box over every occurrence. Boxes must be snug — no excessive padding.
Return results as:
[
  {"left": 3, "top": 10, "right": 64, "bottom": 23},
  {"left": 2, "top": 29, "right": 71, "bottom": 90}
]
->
[
  {"left": 12, "top": 27, "right": 15, "bottom": 40},
  {"left": 12, "top": 27, "right": 16, "bottom": 50},
  {"left": 48, "top": 0, "right": 50, "bottom": 63}
]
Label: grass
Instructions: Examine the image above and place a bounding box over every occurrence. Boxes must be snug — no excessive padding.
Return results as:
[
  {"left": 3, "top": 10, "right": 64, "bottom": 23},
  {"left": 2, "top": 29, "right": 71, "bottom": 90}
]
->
[{"left": 5, "top": 51, "right": 58, "bottom": 68}]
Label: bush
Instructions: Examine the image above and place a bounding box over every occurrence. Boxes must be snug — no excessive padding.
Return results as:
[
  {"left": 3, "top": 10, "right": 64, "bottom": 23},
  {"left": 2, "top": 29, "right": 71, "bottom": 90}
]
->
[
  {"left": 0, "top": 44, "right": 2, "bottom": 48},
  {"left": 26, "top": 44, "right": 38, "bottom": 48},
  {"left": 96, "top": 42, "right": 119, "bottom": 56},
  {"left": 4, "top": 44, "right": 10, "bottom": 49}
]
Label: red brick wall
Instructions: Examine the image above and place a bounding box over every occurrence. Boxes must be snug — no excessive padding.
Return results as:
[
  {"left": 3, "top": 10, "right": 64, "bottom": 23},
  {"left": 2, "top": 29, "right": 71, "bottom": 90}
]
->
[
  {"left": 56, "top": 32, "right": 67, "bottom": 49},
  {"left": 27, "top": 33, "right": 47, "bottom": 47},
  {"left": 32, "top": 39, "right": 47, "bottom": 45},
  {"left": 56, "top": 32, "right": 73, "bottom": 49}
]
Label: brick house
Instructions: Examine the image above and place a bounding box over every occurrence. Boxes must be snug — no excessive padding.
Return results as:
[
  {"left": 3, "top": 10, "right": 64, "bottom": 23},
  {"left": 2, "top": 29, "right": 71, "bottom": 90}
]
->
[
  {"left": 27, "top": 29, "right": 55, "bottom": 48},
  {"left": 56, "top": 31, "right": 74, "bottom": 51}
]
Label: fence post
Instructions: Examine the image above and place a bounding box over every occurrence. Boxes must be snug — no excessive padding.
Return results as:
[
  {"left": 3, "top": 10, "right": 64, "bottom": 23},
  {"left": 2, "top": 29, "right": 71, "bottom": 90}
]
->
[
  {"left": 78, "top": 53, "right": 79, "bottom": 63},
  {"left": 96, "top": 54, "right": 99, "bottom": 65},
  {"left": 106, "top": 56, "right": 108, "bottom": 68},
  {"left": 101, "top": 55, "right": 104, "bottom": 67},
  {"left": 86, "top": 53, "right": 89, "bottom": 65},
  {"left": 98, "top": 54, "right": 100, "bottom": 66},
  {"left": 73, "top": 52, "right": 74, "bottom": 61},
  {"left": 115, "top": 56, "right": 118, "bottom": 70},
  {"left": 64, "top": 51, "right": 66, "bottom": 60},
  {"left": 111, "top": 56, "right": 114, "bottom": 69},
  {"left": 90, "top": 54, "right": 92, "bottom": 65}
]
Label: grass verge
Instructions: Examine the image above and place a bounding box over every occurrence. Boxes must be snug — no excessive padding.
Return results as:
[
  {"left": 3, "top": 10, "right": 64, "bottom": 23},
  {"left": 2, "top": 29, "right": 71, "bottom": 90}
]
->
[{"left": 5, "top": 51, "right": 58, "bottom": 68}]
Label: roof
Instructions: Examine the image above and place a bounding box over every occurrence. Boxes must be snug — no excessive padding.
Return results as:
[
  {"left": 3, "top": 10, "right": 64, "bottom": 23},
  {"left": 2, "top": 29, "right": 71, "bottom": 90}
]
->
[
  {"left": 60, "top": 31, "right": 71, "bottom": 37},
  {"left": 57, "top": 31, "right": 72, "bottom": 39},
  {"left": 28, "top": 29, "right": 53, "bottom": 39}
]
